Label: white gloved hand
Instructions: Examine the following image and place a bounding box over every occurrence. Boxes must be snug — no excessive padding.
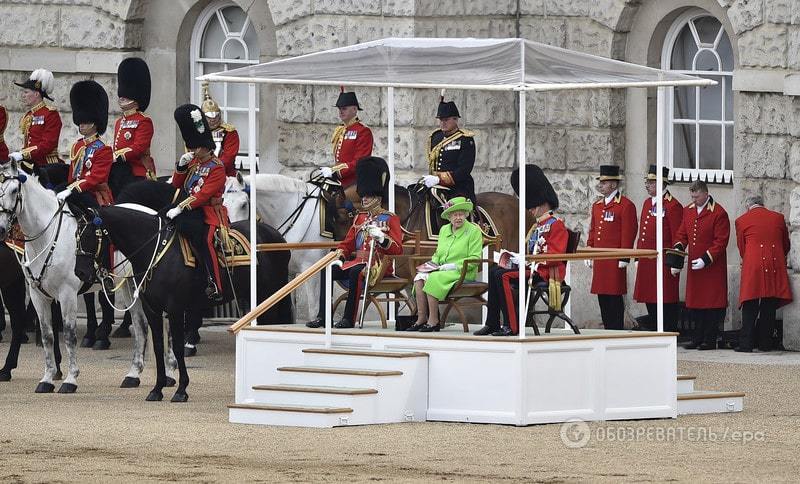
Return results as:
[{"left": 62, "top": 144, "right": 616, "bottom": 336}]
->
[
  {"left": 423, "top": 175, "right": 440, "bottom": 188},
  {"left": 56, "top": 189, "right": 72, "bottom": 202},
  {"left": 634, "top": 260, "right": 639, "bottom": 270},
  {"left": 165, "top": 206, "right": 183, "bottom": 220},
  {"left": 618, "top": 260, "right": 629, "bottom": 269},
  {"left": 691, "top": 258, "right": 706, "bottom": 270},
  {"left": 367, "top": 225, "right": 385, "bottom": 243},
  {"left": 439, "top": 263, "right": 458, "bottom": 271},
  {"left": 509, "top": 253, "right": 523, "bottom": 267},
  {"left": 178, "top": 152, "right": 194, "bottom": 167},
  {"left": 584, "top": 259, "right": 593, "bottom": 269},
  {"left": 320, "top": 166, "right": 334, "bottom": 178},
  {"left": 9, "top": 152, "right": 23, "bottom": 162},
  {"left": 670, "top": 267, "right": 681, "bottom": 277}
]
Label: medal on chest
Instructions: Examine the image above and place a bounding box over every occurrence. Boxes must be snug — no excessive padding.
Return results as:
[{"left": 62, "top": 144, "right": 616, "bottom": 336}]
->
[{"left": 603, "top": 210, "right": 615, "bottom": 222}]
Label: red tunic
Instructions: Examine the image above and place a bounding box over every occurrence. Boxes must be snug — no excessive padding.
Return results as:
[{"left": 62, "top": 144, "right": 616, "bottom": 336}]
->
[
  {"left": 587, "top": 192, "right": 637, "bottom": 295},
  {"left": 172, "top": 156, "right": 228, "bottom": 227},
  {"left": 67, "top": 135, "right": 114, "bottom": 206},
  {"left": 527, "top": 213, "right": 568, "bottom": 281},
  {"left": 0, "top": 105, "right": 8, "bottom": 161},
  {"left": 20, "top": 101, "right": 62, "bottom": 167},
  {"left": 674, "top": 197, "right": 730, "bottom": 309},
  {"left": 113, "top": 110, "right": 155, "bottom": 178},
  {"left": 337, "top": 210, "right": 402, "bottom": 276},
  {"left": 633, "top": 192, "right": 683, "bottom": 303},
  {"left": 735, "top": 206, "right": 792, "bottom": 308},
  {"left": 212, "top": 124, "right": 239, "bottom": 177},
  {"left": 331, "top": 119, "right": 373, "bottom": 187}
]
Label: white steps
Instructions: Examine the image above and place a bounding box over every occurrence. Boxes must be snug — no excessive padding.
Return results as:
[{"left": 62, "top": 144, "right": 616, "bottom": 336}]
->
[
  {"left": 676, "top": 374, "right": 744, "bottom": 415},
  {"left": 228, "top": 402, "right": 353, "bottom": 428},
  {"left": 677, "top": 374, "right": 696, "bottom": 394}
]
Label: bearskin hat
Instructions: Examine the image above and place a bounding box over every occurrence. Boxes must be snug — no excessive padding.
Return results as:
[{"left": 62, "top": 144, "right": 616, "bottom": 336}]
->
[
  {"left": 117, "top": 57, "right": 151, "bottom": 111},
  {"left": 356, "top": 156, "right": 390, "bottom": 203},
  {"left": 70, "top": 80, "right": 109, "bottom": 135},
  {"left": 511, "top": 164, "right": 558, "bottom": 210},
  {"left": 174, "top": 104, "right": 215, "bottom": 151}
]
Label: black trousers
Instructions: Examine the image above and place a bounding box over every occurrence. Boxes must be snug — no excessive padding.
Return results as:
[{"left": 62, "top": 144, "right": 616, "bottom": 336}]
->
[
  {"left": 598, "top": 295, "right": 624, "bottom": 330},
  {"left": 740, "top": 298, "right": 777, "bottom": 351},
  {"left": 690, "top": 308, "right": 726, "bottom": 346},
  {"left": 317, "top": 263, "right": 365, "bottom": 323},
  {"left": 174, "top": 209, "right": 216, "bottom": 286},
  {"left": 485, "top": 265, "right": 543, "bottom": 331},
  {"left": 645, "top": 303, "right": 681, "bottom": 332}
]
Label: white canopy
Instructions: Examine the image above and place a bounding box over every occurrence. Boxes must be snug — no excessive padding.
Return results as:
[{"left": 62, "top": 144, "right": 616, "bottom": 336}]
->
[{"left": 199, "top": 37, "right": 714, "bottom": 91}]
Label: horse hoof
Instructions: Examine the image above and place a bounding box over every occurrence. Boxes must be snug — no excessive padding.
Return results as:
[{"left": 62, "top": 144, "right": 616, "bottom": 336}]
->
[
  {"left": 165, "top": 376, "right": 177, "bottom": 387},
  {"left": 120, "top": 377, "right": 140, "bottom": 388},
  {"left": 35, "top": 338, "right": 42, "bottom": 347},
  {"left": 54, "top": 370, "right": 63, "bottom": 381},
  {"left": 145, "top": 390, "right": 163, "bottom": 402},
  {"left": 185, "top": 346, "right": 197, "bottom": 357},
  {"left": 170, "top": 392, "right": 188, "bottom": 403},
  {"left": 80, "top": 336, "right": 95, "bottom": 348},
  {"left": 35, "top": 382, "right": 55, "bottom": 393},
  {"left": 19, "top": 333, "right": 29, "bottom": 344},
  {"left": 0, "top": 369, "right": 11, "bottom": 382},
  {"left": 92, "top": 339, "right": 110, "bottom": 350},
  {"left": 111, "top": 324, "right": 131, "bottom": 338},
  {"left": 57, "top": 383, "right": 77, "bottom": 394}
]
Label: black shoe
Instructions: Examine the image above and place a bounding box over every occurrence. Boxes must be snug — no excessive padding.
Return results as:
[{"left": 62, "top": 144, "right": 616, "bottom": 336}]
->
[
  {"left": 698, "top": 343, "right": 717, "bottom": 350},
  {"left": 334, "top": 319, "right": 354, "bottom": 329},
  {"left": 473, "top": 326, "right": 497, "bottom": 336},
  {"left": 205, "top": 281, "right": 223, "bottom": 302},
  {"left": 405, "top": 322, "right": 427, "bottom": 332},
  {"left": 734, "top": 347, "right": 752, "bottom": 353},
  {"left": 419, "top": 323, "right": 441, "bottom": 332},
  {"left": 683, "top": 342, "right": 700, "bottom": 350},
  {"left": 491, "top": 327, "right": 516, "bottom": 337},
  {"left": 305, "top": 318, "right": 325, "bottom": 329}
]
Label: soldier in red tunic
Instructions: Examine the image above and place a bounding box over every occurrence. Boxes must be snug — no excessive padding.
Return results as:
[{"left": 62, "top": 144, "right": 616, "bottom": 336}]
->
[
  {"left": 0, "top": 103, "right": 8, "bottom": 162},
  {"left": 633, "top": 165, "right": 684, "bottom": 331},
  {"left": 111, "top": 57, "right": 156, "bottom": 192},
  {"left": 306, "top": 157, "right": 402, "bottom": 329},
  {"left": 200, "top": 82, "right": 240, "bottom": 177},
  {"left": 319, "top": 89, "right": 373, "bottom": 192},
  {"left": 166, "top": 104, "right": 229, "bottom": 302},
  {"left": 10, "top": 69, "right": 63, "bottom": 173},
  {"left": 672, "top": 180, "right": 730, "bottom": 350},
  {"left": 734, "top": 195, "right": 792, "bottom": 352},
  {"left": 585, "top": 165, "right": 637, "bottom": 329}
]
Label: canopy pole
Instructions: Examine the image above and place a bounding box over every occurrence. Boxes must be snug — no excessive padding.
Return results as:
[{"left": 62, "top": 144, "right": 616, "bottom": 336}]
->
[
  {"left": 248, "top": 82, "right": 258, "bottom": 319},
  {"left": 518, "top": 91, "right": 527, "bottom": 341},
  {"left": 387, "top": 86, "right": 396, "bottom": 325},
  {"left": 656, "top": 86, "right": 665, "bottom": 333}
]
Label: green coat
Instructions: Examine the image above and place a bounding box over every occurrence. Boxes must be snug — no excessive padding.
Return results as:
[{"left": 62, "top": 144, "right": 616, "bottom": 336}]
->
[{"left": 423, "top": 221, "right": 484, "bottom": 300}]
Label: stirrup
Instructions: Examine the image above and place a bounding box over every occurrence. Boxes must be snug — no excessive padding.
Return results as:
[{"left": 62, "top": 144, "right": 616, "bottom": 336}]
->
[{"left": 205, "top": 278, "right": 222, "bottom": 301}]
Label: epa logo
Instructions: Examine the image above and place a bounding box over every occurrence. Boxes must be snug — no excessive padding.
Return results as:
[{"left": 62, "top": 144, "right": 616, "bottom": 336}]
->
[{"left": 560, "top": 419, "right": 591, "bottom": 448}]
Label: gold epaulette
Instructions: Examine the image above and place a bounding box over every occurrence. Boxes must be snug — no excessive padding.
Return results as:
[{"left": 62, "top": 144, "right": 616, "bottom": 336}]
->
[
  {"left": 44, "top": 104, "right": 58, "bottom": 111},
  {"left": 219, "top": 123, "right": 236, "bottom": 132},
  {"left": 459, "top": 128, "right": 475, "bottom": 137}
]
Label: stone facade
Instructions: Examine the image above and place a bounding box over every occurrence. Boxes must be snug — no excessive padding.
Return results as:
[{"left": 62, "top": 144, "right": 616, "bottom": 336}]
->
[{"left": 1, "top": 0, "right": 800, "bottom": 345}]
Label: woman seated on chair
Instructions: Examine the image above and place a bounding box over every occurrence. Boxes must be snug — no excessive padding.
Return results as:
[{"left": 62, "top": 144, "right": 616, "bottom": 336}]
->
[
  {"left": 407, "top": 196, "right": 483, "bottom": 332},
  {"left": 475, "top": 165, "right": 567, "bottom": 337}
]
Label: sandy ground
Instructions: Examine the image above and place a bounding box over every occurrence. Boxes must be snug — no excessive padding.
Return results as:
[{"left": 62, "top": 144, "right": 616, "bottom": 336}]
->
[{"left": 0, "top": 324, "right": 798, "bottom": 483}]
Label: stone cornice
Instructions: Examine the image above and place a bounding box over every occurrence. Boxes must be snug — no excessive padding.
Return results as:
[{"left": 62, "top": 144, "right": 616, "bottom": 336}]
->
[{"left": 0, "top": 48, "right": 144, "bottom": 74}]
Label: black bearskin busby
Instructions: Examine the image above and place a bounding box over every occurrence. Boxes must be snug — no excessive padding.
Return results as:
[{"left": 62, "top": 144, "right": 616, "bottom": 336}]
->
[
  {"left": 70, "top": 80, "right": 109, "bottom": 135},
  {"left": 356, "top": 156, "right": 390, "bottom": 203},
  {"left": 117, "top": 57, "right": 151, "bottom": 111},
  {"left": 174, "top": 104, "right": 215, "bottom": 151},
  {"left": 511, "top": 164, "right": 558, "bottom": 210}
]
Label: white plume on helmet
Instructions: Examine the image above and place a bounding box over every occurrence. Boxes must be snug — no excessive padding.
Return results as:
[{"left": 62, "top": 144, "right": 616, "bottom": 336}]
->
[{"left": 29, "top": 68, "right": 54, "bottom": 95}]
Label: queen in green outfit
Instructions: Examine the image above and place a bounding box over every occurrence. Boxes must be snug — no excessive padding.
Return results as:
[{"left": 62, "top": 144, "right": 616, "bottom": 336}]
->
[{"left": 407, "top": 197, "right": 484, "bottom": 332}]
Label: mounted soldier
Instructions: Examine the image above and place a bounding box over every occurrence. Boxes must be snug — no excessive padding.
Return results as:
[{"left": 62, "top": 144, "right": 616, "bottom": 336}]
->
[
  {"left": 423, "top": 96, "right": 476, "bottom": 204},
  {"left": 200, "top": 82, "right": 240, "bottom": 177},
  {"left": 320, "top": 88, "right": 373, "bottom": 199}
]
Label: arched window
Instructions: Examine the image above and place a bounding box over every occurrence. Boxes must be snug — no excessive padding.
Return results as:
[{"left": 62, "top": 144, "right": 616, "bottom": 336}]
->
[
  {"left": 662, "top": 10, "right": 734, "bottom": 183},
  {"left": 190, "top": 1, "right": 260, "bottom": 168}
]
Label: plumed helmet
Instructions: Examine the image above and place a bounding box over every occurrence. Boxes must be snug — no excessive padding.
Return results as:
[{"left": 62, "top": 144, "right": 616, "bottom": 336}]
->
[
  {"left": 70, "top": 80, "right": 109, "bottom": 135},
  {"left": 356, "top": 156, "right": 390, "bottom": 203},
  {"left": 511, "top": 164, "right": 558, "bottom": 210},
  {"left": 200, "top": 81, "right": 221, "bottom": 118},
  {"left": 174, "top": 104, "right": 215, "bottom": 151},
  {"left": 117, "top": 57, "right": 151, "bottom": 111},
  {"left": 15, "top": 68, "right": 55, "bottom": 101}
]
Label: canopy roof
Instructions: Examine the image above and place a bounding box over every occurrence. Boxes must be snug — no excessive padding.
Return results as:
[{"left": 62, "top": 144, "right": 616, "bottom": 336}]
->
[{"left": 199, "top": 37, "right": 714, "bottom": 91}]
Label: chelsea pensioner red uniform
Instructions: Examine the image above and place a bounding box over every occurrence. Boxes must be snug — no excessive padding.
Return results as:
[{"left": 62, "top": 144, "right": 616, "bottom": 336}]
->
[
  {"left": 633, "top": 192, "right": 683, "bottom": 304},
  {"left": 674, "top": 197, "right": 730, "bottom": 309},
  {"left": 331, "top": 118, "right": 373, "bottom": 187},
  {"left": 587, "top": 192, "right": 637, "bottom": 295},
  {"left": 20, "top": 101, "right": 62, "bottom": 167},
  {"left": 67, "top": 134, "right": 114, "bottom": 206},
  {"left": 113, "top": 110, "right": 155, "bottom": 178},
  {"left": 735, "top": 206, "right": 792, "bottom": 308}
]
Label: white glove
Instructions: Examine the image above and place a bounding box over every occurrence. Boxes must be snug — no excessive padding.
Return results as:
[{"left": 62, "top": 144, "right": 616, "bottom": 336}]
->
[
  {"left": 423, "top": 175, "right": 440, "bottom": 188},
  {"left": 584, "top": 259, "right": 593, "bottom": 269},
  {"left": 439, "top": 263, "right": 457, "bottom": 271},
  {"left": 9, "top": 152, "right": 23, "bottom": 162},
  {"left": 165, "top": 207, "right": 183, "bottom": 220},
  {"left": 320, "top": 166, "right": 334, "bottom": 178},
  {"left": 178, "top": 152, "right": 194, "bottom": 167},
  {"left": 618, "top": 260, "right": 628, "bottom": 269},
  {"left": 634, "top": 260, "right": 639, "bottom": 270},
  {"left": 367, "top": 225, "right": 385, "bottom": 243},
  {"left": 670, "top": 268, "right": 681, "bottom": 277},
  {"left": 56, "top": 189, "right": 72, "bottom": 202},
  {"left": 691, "top": 258, "right": 706, "bottom": 270},
  {"left": 509, "top": 253, "right": 523, "bottom": 266}
]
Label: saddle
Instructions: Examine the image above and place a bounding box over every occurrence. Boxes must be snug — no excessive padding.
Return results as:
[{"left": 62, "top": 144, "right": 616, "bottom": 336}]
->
[
  {"left": 177, "top": 227, "right": 252, "bottom": 269},
  {"left": 423, "top": 188, "right": 498, "bottom": 239}
]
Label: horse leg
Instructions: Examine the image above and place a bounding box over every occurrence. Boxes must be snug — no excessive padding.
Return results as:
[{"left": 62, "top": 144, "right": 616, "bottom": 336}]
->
[
  {"left": 164, "top": 321, "right": 178, "bottom": 388},
  {"left": 92, "top": 293, "right": 113, "bottom": 350},
  {"left": 81, "top": 292, "right": 97, "bottom": 348},
  {"left": 30, "top": 291, "right": 57, "bottom": 393},
  {"left": 51, "top": 302, "right": 63, "bottom": 380},
  {"left": 0, "top": 279, "right": 27, "bottom": 381},
  {"left": 167, "top": 311, "right": 189, "bottom": 403},
  {"left": 0, "top": 293, "right": 5, "bottom": 340},
  {"left": 111, "top": 310, "right": 132, "bottom": 338},
  {"left": 184, "top": 307, "right": 202, "bottom": 357},
  {"left": 144, "top": 304, "right": 166, "bottom": 402},
  {"left": 121, "top": 298, "right": 148, "bottom": 388},
  {"left": 56, "top": 292, "right": 79, "bottom": 393}
]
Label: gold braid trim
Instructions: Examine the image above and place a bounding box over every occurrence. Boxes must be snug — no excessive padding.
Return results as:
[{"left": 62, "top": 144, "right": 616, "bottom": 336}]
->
[
  {"left": 427, "top": 130, "right": 467, "bottom": 173},
  {"left": 330, "top": 124, "right": 347, "bottom": 160}
]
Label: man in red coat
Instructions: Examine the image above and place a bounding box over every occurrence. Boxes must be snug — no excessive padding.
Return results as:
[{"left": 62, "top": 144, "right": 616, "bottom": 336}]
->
[
  {"left": 0, "top": 104, "right": 8, "bottom": 162},
  {"left": 11, "top": 69, "right": 63, "bottom": 171},
  {"left": 200, "top": 82, "right": 240, "bottom": 177},
  {"left": 633, "top": 165, "right": 683, "bottom": 331},
  {"left": 320, "top": 90, "right": 373, "bottom": 192},
  {"left": 586, "top": 165, "right": 637, "bottom": 329},
  {"left": 166, "top": 104, "right": 229, "bottom": 302},
  {"left": 112, "top": 58, "right": 156, "bottom": 188},
  {"left": 734, "top": 195, "right": 792, "bottom": 352},
  {"left": 672, "top": 180, "right": 730, "bottom": 350}
]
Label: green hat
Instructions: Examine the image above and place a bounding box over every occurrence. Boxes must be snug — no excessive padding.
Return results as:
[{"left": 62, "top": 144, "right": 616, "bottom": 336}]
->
[{"left": 441, "top": 196, "right": 473, "bottom": 219}]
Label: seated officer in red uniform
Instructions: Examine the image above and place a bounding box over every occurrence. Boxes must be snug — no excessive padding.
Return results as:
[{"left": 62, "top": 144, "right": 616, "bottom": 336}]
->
[
  {"left": 165, "top": 104, "right": 229, "bottom": 302},
  {"left": 474, "top": 165, "right": 567, "bottom": 337},
  {"left": 200, "top": 82, "right": 240, "bottom": 177},
  {"left": 306, "top": 156, "right": 402, "bottom": 329},
  {"left": 10, "top": 69, "right": 63, "bottom": 173},
  {"left": 319, "top": 89, "right": 373, "bottom": 191}
]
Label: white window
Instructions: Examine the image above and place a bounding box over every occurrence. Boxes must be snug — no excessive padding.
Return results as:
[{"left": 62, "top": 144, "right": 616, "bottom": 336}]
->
[
  {"left": 190, "top": 1, "right": 260, "bottom": 169},
  {"left": 662, "top": 10, "right": 734, "bottom": 184}
]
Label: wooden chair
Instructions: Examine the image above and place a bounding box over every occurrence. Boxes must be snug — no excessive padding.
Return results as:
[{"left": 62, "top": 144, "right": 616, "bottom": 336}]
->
[{"left": 527, "top": 228, "right": 581, "bottom": 335}]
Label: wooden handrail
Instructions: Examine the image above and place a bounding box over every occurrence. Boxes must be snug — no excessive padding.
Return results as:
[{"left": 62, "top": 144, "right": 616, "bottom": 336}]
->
[
  {"left": 529, "top": 249, "right": 658, "bottom": 262},
  {"left": 255, "top": 238, "right": 432, "bottom": 252},
  {"left": 228, "top": 251, "right": 341, "bottom": 334}
]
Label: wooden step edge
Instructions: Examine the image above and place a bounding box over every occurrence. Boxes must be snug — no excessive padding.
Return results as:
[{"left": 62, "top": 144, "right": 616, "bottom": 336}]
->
[
  {"left": 252, "top": 384, "right": 378, "bottom": 395},
  {"left": 677, "top": 374, "right": 696, "bottom": 381},
  {"left": 228, "top": 402, "right": 353, "bottom": 414},
  {"left": 302, "top": 348, "right": 429, "bottom": 358},
  {"left": 677, "top": 391, "right": 745, "bottom": 401},
  {"left": 277, "top": 366, "right": 403, "bottom": 377}
]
